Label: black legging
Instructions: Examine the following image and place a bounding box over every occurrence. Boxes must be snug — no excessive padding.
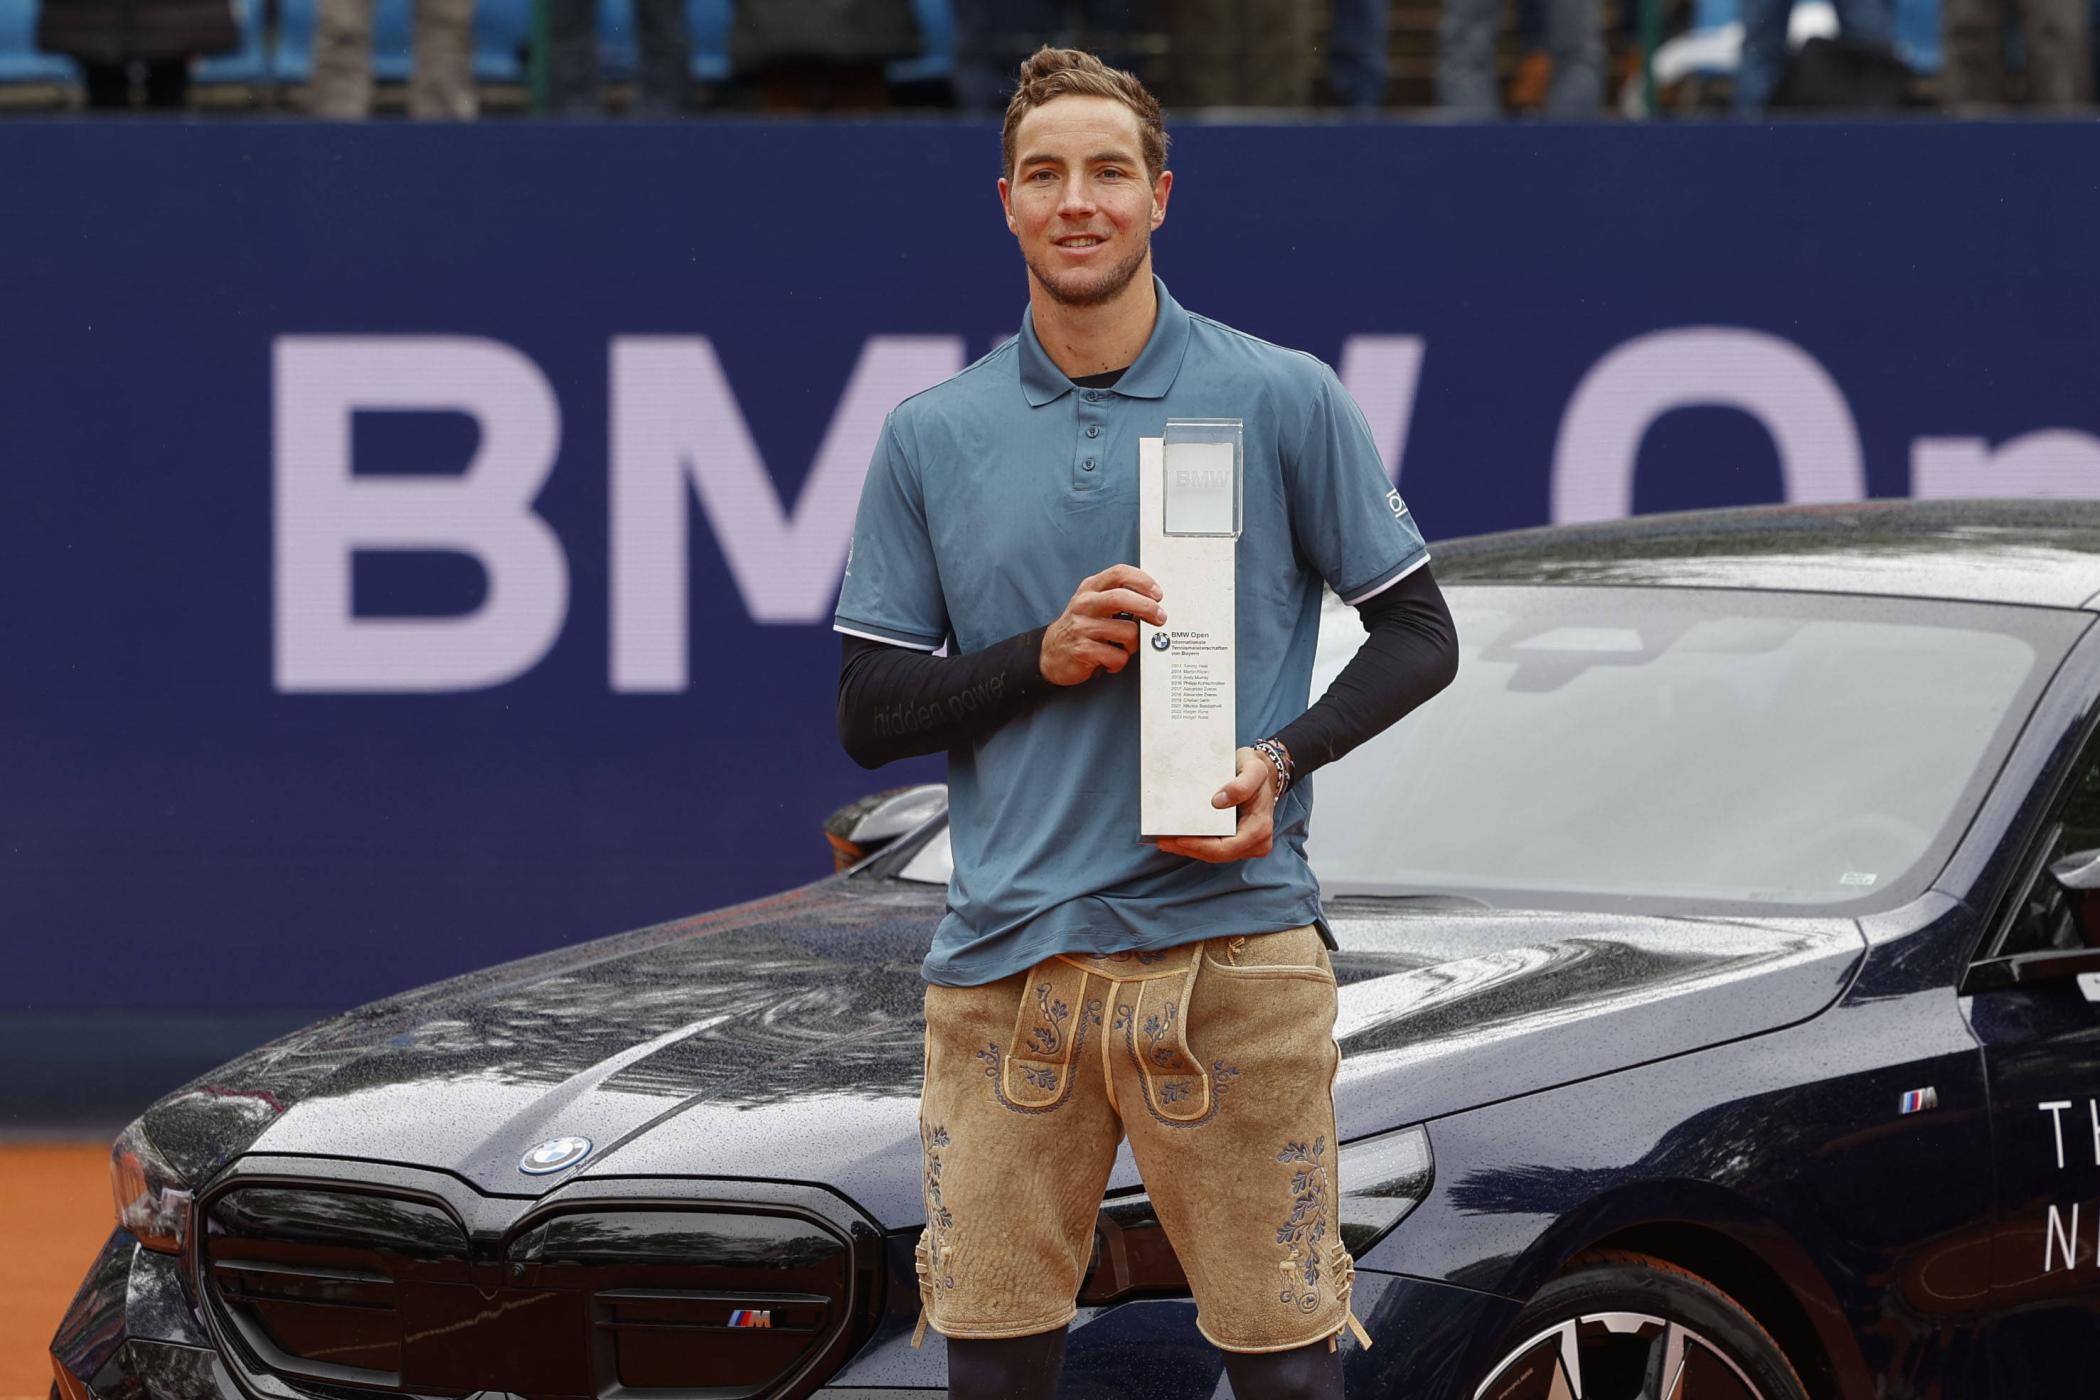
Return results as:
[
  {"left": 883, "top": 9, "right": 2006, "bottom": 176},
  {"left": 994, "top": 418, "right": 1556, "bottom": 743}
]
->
[
  {"left": 947, "top": 1324, "right": 1344, "bottom": 1400},
  {"left": 79, "top": 58, "right": 189, "bottom": 108}
]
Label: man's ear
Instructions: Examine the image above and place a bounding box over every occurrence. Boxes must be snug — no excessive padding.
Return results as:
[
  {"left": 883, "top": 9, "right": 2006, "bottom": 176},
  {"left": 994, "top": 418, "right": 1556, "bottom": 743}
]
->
[
  {"left": 1150, "top": 169, "right": 1173, "bottom": 229},
  {"left": 997, "top": 176, "right": 1016, "bottom": 234}
]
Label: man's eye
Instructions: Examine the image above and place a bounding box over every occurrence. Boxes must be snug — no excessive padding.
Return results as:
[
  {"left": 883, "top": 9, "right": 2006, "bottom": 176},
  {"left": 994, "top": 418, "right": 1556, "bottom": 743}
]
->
[
  {"left": 1031, "top": 171, "right": 1056, "bottom": 182},
  {"left": 1100, "top": 169, "right": 1125, "bottom": 180}
]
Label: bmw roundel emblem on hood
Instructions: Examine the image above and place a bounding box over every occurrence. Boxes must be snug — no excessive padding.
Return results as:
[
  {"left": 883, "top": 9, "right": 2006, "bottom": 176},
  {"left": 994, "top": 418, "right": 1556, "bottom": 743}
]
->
[{"left": 519, "top": 1136, "right": 593, "bottom": 1174}]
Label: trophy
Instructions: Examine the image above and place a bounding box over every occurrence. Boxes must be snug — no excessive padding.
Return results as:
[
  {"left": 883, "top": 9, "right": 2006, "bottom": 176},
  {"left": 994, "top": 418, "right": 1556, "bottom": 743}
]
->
[{"left": 1139, "top": 419, "right": 1243, "bottom": 837}]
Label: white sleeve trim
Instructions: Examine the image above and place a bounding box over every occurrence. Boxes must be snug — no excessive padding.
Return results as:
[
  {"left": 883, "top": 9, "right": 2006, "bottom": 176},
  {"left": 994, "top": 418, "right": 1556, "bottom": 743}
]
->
[
  {"left": 833, "top": 622, "right": 943, "bottom": 651},
  {"left": 1340, "top": 551, "right": 1431, "bottom": 606}
]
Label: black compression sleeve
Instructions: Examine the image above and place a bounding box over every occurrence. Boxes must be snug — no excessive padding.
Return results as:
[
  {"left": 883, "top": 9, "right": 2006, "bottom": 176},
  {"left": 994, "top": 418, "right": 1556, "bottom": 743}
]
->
[
  {"left": 837, "top": 626, "right": 1054, "bottom": 769},
  {"left": 1273, "top": 563, "right": 1458, "bottom": 781}
]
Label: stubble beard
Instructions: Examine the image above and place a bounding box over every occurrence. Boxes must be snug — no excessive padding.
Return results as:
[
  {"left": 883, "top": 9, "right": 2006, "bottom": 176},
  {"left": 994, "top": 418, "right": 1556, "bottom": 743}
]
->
[{"left": 1025, "top": 228, "right": 1151, "bottom": 309}]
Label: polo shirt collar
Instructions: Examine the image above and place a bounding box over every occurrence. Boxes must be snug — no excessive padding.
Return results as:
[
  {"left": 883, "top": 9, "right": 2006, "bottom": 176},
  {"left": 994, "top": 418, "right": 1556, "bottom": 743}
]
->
[{"left": 1016, "top": 274, "right": 1193, "bottom": 406}]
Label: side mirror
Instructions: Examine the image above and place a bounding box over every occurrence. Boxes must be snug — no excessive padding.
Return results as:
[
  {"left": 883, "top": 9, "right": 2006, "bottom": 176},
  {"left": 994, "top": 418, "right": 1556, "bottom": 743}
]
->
[
  {"left": 2048, "top": 847, "right": 2100, "bottom": 948},
  {"left": 2050, "top": 848, "right": 2100, "bottom": 890},
  {"left": 823, "top": 784, "right": 949, "bottom": 871}
]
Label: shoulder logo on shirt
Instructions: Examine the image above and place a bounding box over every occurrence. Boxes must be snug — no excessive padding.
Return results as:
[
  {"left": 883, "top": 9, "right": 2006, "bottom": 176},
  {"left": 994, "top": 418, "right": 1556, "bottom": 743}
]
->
[
  {"left": 1385, "top": 489, "right": 1410, "bottom": 522},
  {"left": 1151, "top": 632, "right": 1171, "bottom": 651}
]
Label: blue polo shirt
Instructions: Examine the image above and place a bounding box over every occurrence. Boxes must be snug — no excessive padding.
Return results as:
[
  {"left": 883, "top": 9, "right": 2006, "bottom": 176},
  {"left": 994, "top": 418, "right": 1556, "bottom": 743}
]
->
[{"left": 835, "top": 276, "right": 1429, "bottom": 986}]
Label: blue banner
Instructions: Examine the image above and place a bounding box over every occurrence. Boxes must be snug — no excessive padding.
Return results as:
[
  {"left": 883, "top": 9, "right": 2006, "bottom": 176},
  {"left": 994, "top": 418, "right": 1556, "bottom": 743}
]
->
[{"left": 7, "top": 120, "right": 2099, "bottom": 1017}]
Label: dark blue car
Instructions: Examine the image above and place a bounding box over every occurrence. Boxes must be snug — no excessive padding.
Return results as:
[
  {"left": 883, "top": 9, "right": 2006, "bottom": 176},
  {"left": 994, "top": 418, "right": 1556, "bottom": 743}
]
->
[{"left": 54, "top": 500, "right": 2100, "bottom": 1400}]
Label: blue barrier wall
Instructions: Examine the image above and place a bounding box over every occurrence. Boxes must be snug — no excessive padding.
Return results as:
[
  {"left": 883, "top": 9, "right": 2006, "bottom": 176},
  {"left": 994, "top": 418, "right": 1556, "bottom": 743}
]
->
[{"left": 6, "top": 121, "right": 2099, "bottom": 1029}]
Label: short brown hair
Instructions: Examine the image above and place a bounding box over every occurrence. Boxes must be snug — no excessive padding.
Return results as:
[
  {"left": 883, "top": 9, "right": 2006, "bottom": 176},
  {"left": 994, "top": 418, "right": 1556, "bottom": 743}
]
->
[{"left": 1000, "top": 46, "right": 1170, "bottom": 185}]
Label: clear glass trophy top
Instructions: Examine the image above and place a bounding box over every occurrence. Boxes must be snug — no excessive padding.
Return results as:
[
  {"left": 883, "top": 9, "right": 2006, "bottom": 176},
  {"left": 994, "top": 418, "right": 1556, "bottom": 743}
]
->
[{"left": 1162, "top": 418, "right": 1243, "bottom": 539}]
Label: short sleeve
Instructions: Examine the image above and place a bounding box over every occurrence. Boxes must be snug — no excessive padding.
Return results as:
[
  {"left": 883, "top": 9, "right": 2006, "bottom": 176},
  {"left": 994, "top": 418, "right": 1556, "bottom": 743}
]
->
[
  {"left": 834, "top": 411, "right": 950, "bottom": 651},
  {"left": 1285, "top": 364, "right": 1430, "bottom": 604}
]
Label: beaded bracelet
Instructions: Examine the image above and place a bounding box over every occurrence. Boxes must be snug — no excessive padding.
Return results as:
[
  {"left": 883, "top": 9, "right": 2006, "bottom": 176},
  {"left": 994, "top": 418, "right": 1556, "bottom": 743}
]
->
[{"left": 1252, "top": 737, "right": 1294, "bottom": 802}]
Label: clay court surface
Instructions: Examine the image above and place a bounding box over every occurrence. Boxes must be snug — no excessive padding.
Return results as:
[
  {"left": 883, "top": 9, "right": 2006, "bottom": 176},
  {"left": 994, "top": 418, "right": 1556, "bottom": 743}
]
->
[{"left": 4, "top": 1143, "right": 116, "bottom": 1400}]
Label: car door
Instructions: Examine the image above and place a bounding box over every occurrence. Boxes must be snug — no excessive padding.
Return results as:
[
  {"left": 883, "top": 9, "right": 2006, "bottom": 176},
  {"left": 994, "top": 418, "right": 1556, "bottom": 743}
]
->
[{"left": 1965, "top": 715, "right": 2100, "bottom": 1390}]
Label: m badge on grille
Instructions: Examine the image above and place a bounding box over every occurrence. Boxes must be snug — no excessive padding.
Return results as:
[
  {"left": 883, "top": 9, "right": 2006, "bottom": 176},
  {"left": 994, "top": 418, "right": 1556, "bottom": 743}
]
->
[{"left": 728, "top": 1309, "right": 773, "bottom": 1328}]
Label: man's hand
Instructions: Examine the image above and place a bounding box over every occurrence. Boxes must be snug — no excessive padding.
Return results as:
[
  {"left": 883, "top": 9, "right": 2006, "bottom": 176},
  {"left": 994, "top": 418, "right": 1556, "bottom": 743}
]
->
[
  {"left": 1040, "top": 564, "right": 1166, "bottom": 686},
  {"left": 1155, "top": 747, "right": 1277, "bottom": 864}
]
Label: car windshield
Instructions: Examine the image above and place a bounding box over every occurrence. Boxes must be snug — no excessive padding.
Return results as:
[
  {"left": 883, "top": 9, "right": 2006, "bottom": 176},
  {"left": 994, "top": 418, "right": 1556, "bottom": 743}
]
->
[
  {"left": 888, "top": 585, "right": 2086, "bottom": 916},
  {"left": 1305, "top": 585, "right": 2081, "bottom": 913}
]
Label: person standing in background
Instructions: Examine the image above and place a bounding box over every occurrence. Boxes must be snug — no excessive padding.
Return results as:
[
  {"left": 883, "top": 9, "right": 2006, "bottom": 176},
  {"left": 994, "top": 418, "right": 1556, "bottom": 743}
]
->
[
  {"left": 730, "top": 0, "right": 920, "bottom": 109},
  {"left": 1941, "top": 0, "right": 2091, "bottom": 108},
  {"left": 1326, "top": 0, "right": 1392, "bottom": 107},
  {"left": 953, "top": 1, "right": 1144, "bottom": 113},
  {"left": 549, "top": 0, "right": 689, "bottom": 115},
  {"left": 1734, "top": 0, "right": 1892, "bottom": 112},
  {"left": 37, "top": 0, "right": 234, "bottom": 107},
  {"left": 1160, "top": 0, "right": 1317, "bottom": 104},
  {"left": 309, "top": 0, "right": 476, "bottom": 117},
  {"left": 1436, "top": 0, "right": 1602, "bottom": 115}
]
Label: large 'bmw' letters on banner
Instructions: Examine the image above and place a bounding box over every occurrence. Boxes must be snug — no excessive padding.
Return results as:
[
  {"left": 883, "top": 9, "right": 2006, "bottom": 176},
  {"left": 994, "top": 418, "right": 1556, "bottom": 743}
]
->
[{"left": 270, "top": 331, "right": 2100, "bottom": 696}]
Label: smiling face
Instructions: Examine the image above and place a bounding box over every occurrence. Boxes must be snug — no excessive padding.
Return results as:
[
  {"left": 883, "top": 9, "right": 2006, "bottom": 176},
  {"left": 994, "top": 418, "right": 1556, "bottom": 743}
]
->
[{"left": 998, "top": 94, "right": 1171, "bottom": 310}]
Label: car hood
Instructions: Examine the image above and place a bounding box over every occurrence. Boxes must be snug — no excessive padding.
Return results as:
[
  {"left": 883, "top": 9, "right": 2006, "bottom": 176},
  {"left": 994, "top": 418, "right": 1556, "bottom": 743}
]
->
[{"left": 145, "top": 878, "right": 1865, "bottom": 1228}]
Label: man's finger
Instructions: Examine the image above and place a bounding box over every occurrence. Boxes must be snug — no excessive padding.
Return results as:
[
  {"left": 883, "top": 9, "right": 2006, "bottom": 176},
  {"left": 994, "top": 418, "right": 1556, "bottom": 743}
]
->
[
  {"left": 1091, "top": 563, "right": 1163, "bottom": 599},
  {"left": 1078, "top": 587, "right": 1166, "bottom": 623},
  {"left": 1083, "top": 641, "right": 1130, "bottom": 673},
  {"left": 1159, "top": 829, "right": 1267, "bottom": 863},
  {"left": 1212, "top": 756, "right": 1271, "bottom": 807}
]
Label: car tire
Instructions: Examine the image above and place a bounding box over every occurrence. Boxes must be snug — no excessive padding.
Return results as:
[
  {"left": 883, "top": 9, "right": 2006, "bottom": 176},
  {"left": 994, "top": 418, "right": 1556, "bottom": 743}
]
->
[{"left": 1470, "top": 1247, "right": 1812, "bottom": 1400}]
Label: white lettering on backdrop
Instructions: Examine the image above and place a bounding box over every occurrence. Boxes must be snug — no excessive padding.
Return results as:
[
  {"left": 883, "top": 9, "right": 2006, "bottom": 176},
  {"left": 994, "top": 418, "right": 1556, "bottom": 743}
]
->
[
  {"left": 273, "top": 336, "right": 567, "bottom": 692},
  {"left": 271, "top": 329, "right": 2100, "bottom": 693},
  {"left": 1550, "top": 327, "right": 1866, "bottom": 525},
  {"left": 1913, "top": 430, "right": 2100, "bottom": 499},
  {"left": 609, "top": 335, "right": 963, "bottom": 690}
]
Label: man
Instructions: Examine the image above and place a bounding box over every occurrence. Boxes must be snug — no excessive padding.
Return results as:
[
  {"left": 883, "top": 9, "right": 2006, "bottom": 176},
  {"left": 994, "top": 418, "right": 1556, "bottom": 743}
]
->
[{"left": 833, "top": 46, "right": 1458, "bottom": 1400}]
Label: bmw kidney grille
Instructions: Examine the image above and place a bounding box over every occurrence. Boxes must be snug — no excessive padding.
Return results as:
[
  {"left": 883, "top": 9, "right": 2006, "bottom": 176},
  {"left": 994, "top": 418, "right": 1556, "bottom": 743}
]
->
[{"left": 199, "top": 1184, "right": 865, "bottom": 1400}]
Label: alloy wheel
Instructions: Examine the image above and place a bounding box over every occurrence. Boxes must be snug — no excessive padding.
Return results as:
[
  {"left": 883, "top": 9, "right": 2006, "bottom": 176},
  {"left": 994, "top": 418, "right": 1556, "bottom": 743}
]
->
[{"left": 1472, "top": 1309, "right": 1769, "bottom": 1400}]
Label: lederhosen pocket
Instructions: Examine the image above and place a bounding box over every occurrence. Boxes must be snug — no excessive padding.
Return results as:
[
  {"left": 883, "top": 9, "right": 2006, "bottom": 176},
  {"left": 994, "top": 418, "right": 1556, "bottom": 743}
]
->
[
  {"left": 1058, "top": 944, "right": 1215, "bottom": 1126},
  {"left": 996, "top": 957, "right": 1095, "bottom": 1111}
]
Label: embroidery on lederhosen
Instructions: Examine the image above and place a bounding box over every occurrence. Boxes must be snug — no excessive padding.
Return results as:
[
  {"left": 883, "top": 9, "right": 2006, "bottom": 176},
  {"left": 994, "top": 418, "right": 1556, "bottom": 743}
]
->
[
  {"left": 917, "top": 1123, "right": 958, "bottom": 1306},
  {"left": 1274, "top": 1136, "right": 1331, "bottom": 1315},
  {"left": 989, "top": 961, "right": 1098, "bottom": 1113},
  {"left": 1117, "top": 966, "right": 1230, "bottom": 1127}
]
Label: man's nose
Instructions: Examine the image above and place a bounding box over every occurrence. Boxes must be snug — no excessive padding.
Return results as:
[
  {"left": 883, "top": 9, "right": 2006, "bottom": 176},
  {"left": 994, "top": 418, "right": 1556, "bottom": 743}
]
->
[{"left": 1057, "top": 177, "right": 1097, "bottom": 214}]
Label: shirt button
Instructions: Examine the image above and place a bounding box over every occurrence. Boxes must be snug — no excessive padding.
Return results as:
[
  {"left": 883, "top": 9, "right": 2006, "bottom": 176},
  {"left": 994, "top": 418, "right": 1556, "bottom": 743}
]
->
[
  {"left": 1082, "top": 458, "right": 1097, "bottom": 471},
  {"left": 1086, "top": 425, "right": 1100, "bottom": 438},
  {"left": 1084, "top": 391, "right": 1101, "bottom": 401}
]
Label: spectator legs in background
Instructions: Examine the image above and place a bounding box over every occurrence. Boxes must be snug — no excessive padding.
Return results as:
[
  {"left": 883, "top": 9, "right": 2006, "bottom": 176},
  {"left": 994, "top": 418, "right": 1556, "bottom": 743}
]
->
[
  {"left": 1327, "top": 0, "right": 1392, "bottom": 106},
  {"left": 552, "top": 0, "right": 687, "bottom": 114},
  {"left": 1941, "top": 0, "right": 2005, "bottom": 100},
  {"left": 1162, "top": 0, "right": 1316, "bottom": 105},
  {"left": 78, "top": 59, "right": 134, "bottom": 107},
  {"left": 1541, "top": 0, "right": 1603, "bottom": 112},
  {"left": 2016, "top": 0, "right": 2092, "bottom": 104},
  {"left": 311, "top": 0, "right": 377, "bottom": 115},
  {"left": 142, "top": 56, "right": 189, "bottom": 105},
  {"left": 1739, "top": 0, "right": 1893, "bottom": 111},
  {"left": 1437, "top": 0, "right": 1506, "bottom": 113},
  {"left": 1733, "top": 0, "right": 1792, "bottom": 112},
  {"left": 409, "top": 0, "right": 478, "bottom": 117},
  {"left": 954, "top": 2, "right": 1149, "bottom": 113},
  {"left": 952, "top": 0, "right": 1060, "bottom": 111},
  {"left": 310, "top": 0, "right": 474, "bottom": 116},
  {"left": 549, "top": 0, "right": 602, "bottom": 112},
  {"left": 633, "top": 0, "right": 691, "bottom": 115}
]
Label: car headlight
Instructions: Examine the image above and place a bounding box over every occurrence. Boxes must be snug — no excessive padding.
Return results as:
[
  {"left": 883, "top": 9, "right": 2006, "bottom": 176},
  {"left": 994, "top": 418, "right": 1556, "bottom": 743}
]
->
[
  {"left": 1079, "top": 1123, "right": 1433, "bottom": 1304},
  {"left": 110, "top": 1116, "right": 193, "bottom": 1255}
]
